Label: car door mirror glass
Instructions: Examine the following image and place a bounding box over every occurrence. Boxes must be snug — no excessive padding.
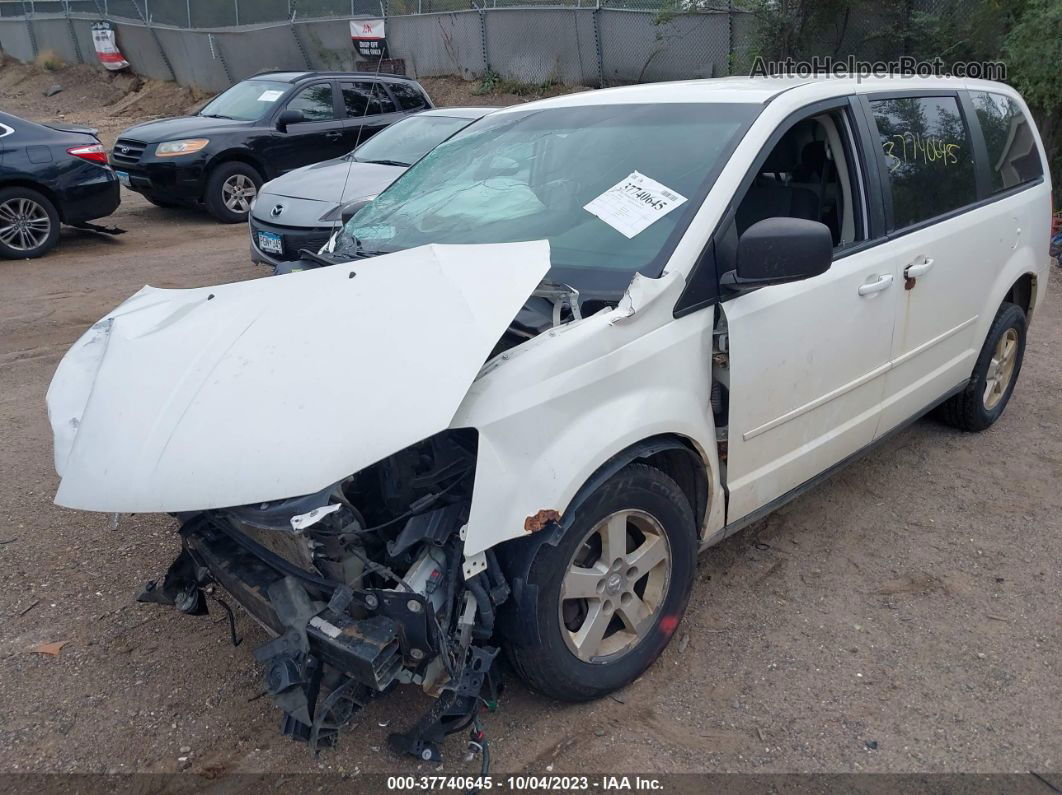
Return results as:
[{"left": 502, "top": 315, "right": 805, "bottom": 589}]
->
[
  {"left": 277, "top": 109, "right": 305, "bottom": 131},
  {"left": 726, "top": 217, "right": 833, "bottom": 289}
]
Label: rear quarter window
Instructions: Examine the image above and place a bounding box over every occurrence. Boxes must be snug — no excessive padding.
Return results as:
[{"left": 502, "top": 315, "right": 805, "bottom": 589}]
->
[
  {"left": 389, "top": 82, "right": 429, "bottom": 112},
  {"left": 970, "top": 91, "right": 1044, "bottom": 193},
  {"left": 870, "top": 95, "right": 977, "bottom": 229}
]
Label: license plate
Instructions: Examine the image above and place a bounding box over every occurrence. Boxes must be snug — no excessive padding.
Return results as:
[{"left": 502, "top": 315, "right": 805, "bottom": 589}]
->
[
  {"left": 257, "top": 230, "right": 283, "bottom": 254},
  {"left": 115, "top": 170, "right": 131, "bottom": 187}
]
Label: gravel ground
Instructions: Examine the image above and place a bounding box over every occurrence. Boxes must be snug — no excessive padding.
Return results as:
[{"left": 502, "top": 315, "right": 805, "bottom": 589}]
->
[{"left": 0, "top": 67, "right": 1060, "bottom": 780}]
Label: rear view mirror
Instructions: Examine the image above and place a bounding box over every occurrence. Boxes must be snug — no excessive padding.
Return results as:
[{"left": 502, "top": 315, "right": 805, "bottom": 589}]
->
[
  {"left": 277, "top": 109, "right": 304, "bottom": 131},
  {"left": 722, "top": 217, "right": 833, "bottom": 289}
]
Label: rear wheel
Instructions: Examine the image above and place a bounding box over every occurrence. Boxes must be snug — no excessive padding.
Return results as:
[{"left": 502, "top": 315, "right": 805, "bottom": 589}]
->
[
  {"left": 0, "top": 186, "right": 60, "bottom": 259},
  {"left": 204, "top": 161, "right": 261, "bottom": 223},
  {"left": 502, "top": 464, "right": 697, "bottom": 702},
  {"left": 937, "top": 301, "right": 1027, "bottom": 431}
]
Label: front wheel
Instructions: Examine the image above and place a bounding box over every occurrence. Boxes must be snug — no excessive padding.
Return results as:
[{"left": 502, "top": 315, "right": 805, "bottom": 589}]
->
[
  {"left": 937, "top": 301, "right": 1027, "bottom": 431},
  {"left": 204, "top": 161, "right": 261, "bottom": 223},
  {"left": 502, "top": 463, "right": 697, "bottom": 702}
]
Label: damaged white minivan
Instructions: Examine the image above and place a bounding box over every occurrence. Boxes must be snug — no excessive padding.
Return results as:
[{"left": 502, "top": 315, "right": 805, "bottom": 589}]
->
[{"left": 48, "top": 76, "right": 1052, "bottom": 760}]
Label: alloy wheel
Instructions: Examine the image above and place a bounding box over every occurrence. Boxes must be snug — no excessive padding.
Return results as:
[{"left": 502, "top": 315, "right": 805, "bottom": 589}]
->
[
  {"left": 559, "top": 509, "right": 672, "bottom": 662},
  {"left": 222, "top": 174, "right": 257, "bottom": 214},
  {"left": 983, "top": 327, "right": 1019, "bottom": 410},
  {"left": 0, "top": 197, "right": 51, "bottom": 251}
]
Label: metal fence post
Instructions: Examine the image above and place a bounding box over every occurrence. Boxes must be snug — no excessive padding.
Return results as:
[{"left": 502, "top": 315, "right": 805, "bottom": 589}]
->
[
  {"left": 132, "top": 0, "right": 177, "bottom": 81},
  {"left": 592, "top": 2, "right": 604, "bottom": 87},
  {"left": 289, "top": 17, "right": 313, "bottom": 69},
  {"left": 64, "top": 0, "right": 84, "bottom": 63},
  {"left": 208, "top": 32, "right": 234, "bottom": 84},
  {"left": 478, "top": 7, "right": 490, "bottom": 75},
  {"left": 234, "top": 0, "right": 240, "bottom": 26},
  {"left": 25, "top": 1, "right": 38, "bottom": 58}
]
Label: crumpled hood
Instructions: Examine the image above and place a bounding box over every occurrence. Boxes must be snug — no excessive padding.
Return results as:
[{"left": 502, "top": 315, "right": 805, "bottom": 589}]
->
[{"left": 47, "top": 241, "right": 550, "bottom": 513}]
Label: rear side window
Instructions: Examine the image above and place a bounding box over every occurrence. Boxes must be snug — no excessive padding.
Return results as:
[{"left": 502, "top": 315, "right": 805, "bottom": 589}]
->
[
  {"left": 870, "top": 95, "right": 977, "bottom": 229},
  {"left": 388, "top": 81, "right": 429, "bottom": 112},
  {"left": 970, "top": 91, "right": 1044, "bottom": 193},
  {"left": 343, "top": 82, "right": 398, "bottom": 118},
  {"left": 287, "top": 83, "right": 335, "bottom": 122}
]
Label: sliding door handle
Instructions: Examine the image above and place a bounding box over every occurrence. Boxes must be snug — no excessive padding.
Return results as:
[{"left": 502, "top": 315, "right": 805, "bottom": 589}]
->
[
  {"left": 857, "top": 274, "right": 894, "bottom": 296},
  {"left": 905, "top": 257, "right": 935, "bottom": 279}
]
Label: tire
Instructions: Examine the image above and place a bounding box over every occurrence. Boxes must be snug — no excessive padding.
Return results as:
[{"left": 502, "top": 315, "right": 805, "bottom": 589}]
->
[
  {"left": 204, "top": 161, "right": 261, "bottom": 224},
  {"left": 0, "top": 186, "right": 61, "bottom": 260},
  {"left": 143, "top": 193, "right": 183, "bottom": 209},
  {"left": 937, "top": 301, "right": 1027, "bottom": 432},
  {"left": 502, "top": 463, "right": 697, "bottom": 702}
]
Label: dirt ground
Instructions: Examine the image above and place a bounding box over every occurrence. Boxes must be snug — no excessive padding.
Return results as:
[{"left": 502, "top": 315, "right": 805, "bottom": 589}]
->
[{"left": 0, "top": 64, "right": 1060, "bottom": 780}]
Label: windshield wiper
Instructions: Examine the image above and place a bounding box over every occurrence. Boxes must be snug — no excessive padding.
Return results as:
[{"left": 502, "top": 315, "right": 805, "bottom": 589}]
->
[
  {"left": 359, "top": 159, "right": 410, "bottom": 167},
  {"left": 200, "top": 113, "right": 234, "bottom": 120},
  {"left": 297, "top": 248, "right": 341, "bottom": 268}
]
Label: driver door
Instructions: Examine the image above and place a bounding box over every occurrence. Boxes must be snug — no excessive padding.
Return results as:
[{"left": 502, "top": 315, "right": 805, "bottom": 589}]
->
[
  {"left": 722, "top": 100, "right": 902, "bottom": 523},
  {"left": 264, "top": 81, "right": 347, "bottom": 174}
]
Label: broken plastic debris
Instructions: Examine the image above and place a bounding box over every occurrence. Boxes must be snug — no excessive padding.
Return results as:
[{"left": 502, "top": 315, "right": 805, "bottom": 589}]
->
[{"left": 29, "top": 640, "right": 69, "bottom": 656}]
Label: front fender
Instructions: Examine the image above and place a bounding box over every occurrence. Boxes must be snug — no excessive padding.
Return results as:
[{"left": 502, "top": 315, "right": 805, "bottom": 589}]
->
[{"left": 455, "top": 271, "right": 725, "bottom": 558}]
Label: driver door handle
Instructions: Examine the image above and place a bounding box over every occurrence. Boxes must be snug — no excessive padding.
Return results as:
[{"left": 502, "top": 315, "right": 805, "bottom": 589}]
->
[
  {"left": 904, "top": 256, "right": 935, "bottom": 279},
  {"left": 857, "top": 273, "right": 894, "bottom": 296},
  {"left": 325, "top": 131, "right": 342, "bottom": 140}
]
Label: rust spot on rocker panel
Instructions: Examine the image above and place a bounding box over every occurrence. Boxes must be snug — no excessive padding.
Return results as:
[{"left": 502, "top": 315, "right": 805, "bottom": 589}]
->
[{"left": 524, "top": 509, "right": 561, "bottom": 533}]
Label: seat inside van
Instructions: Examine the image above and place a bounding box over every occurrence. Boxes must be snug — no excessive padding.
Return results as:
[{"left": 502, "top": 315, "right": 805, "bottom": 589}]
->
[{"left": 736, "top": 115, "right": 858, "bottom": 248}]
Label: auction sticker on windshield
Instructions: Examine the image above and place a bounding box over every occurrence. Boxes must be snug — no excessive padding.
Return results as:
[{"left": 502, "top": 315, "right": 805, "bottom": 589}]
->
[
  {"left": 257, "top": 89, "right": 284, "bottom": 102},
  {"left": 583, "top": 171, "right": 687, "bottom": 239}
]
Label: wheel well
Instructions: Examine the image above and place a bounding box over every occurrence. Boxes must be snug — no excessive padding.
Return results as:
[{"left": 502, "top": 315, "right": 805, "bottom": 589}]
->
[
  {"left": 1005, "top": 273, "right": 1036, "bottom": 319},
  {"left": 569, "top": 435, "right": 711, "bottom": 539},
  {"left": 0, "top": 179, "right": 61, "bottom": 220},
  {"left": 206, "top": 152, "right": 266, "bottom": 185}
]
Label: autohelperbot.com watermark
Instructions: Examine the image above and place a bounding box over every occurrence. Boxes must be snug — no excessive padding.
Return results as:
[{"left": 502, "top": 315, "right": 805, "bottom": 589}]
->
[{"left": 750, "top": 55, "right": 1007, "bottom": 81}]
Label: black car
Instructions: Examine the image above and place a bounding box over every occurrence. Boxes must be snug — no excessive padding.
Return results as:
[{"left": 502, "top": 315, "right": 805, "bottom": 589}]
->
[
  {"left": 0, "top": 111, "right": 120, "bottom": 260},
  {"left": 109, "top": 71, "right": 433, "bottom": 223}
]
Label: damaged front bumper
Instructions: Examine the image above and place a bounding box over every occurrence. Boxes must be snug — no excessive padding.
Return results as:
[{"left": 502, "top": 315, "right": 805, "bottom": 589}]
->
[{"left": 140, "top": 512, "right": 503, "bottom": 760}]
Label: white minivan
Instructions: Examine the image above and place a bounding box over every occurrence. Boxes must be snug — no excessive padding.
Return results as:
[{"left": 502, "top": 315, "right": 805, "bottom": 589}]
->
[{"left": 48, "top": 76, "right": 1051, "bottom": 758}]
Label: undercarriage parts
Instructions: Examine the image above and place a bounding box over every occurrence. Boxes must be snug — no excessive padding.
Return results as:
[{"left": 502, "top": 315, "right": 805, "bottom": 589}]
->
[{"left": 135, "top": 429, "right": 509, "bottom": 761}]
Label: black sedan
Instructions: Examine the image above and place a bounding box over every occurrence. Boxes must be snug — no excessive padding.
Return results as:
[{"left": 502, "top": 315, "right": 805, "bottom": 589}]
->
[
  {"left": 109, "top": 71, "right": 433, "bottom": 223},
  {"left": 0, "top": 111, "right": 120, "bottom": 259}
]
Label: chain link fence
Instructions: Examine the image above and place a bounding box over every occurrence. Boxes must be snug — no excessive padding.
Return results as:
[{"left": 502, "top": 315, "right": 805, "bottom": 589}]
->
[{"left": 0, "top": 0, "right": 981, "bottom": 94}]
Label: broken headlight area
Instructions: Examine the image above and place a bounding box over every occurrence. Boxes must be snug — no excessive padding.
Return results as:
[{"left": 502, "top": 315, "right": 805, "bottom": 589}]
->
[{"left": 136, "top": 428, "right": 508, "bottom": 761}]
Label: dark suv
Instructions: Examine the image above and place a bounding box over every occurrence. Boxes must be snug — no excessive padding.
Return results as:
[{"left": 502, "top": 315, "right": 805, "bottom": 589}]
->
[{"left": 109, "top": 71, "right": 433, "bottom": 223}]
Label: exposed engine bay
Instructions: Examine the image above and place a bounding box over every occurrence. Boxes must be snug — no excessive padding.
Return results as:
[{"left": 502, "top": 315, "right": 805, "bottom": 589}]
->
[
  {"left": 133, "top": 282, "right": 606, "bottom": 762},
  {"left": 140, "top": 428, "right": 506, "bottom": 761}
]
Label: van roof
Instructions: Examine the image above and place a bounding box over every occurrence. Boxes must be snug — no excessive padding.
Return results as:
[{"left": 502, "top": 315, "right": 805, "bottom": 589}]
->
[
  {"left": 498, "top": 75, "right": 1020, "bottom": 113},
  {"left": 249, "top": 71, "right": 417, "bottom": 83}
]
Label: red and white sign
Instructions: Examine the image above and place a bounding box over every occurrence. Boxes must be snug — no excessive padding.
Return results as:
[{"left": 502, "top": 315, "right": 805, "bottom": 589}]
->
[
  {"left": 350, "top": 18, "right": 385, "bottom": 41},
  {"left": 91, "top": 21, "right": 129, "bottom": 71}
]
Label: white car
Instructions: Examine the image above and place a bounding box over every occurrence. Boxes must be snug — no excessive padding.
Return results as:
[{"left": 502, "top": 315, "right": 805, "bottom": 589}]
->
[{"left": 46, "top": 75, "right": 1051, "bottom": 759}]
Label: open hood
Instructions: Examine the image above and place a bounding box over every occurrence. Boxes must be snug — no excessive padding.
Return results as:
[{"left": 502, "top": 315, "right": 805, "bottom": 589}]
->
[{"left": 47, "top": 241, "right": 550, "bottom": 513}]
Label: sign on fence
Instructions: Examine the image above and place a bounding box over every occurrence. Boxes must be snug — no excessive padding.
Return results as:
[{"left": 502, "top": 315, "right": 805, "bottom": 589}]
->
[
  {"left": 91, "top": 21, "right": 129, "bottom": 71},
  {"left": 350, "top": 18, "right": 388, "bottom": 59}
]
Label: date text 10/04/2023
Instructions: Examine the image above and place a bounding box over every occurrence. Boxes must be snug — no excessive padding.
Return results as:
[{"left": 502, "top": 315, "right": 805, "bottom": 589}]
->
[{"left": 386, "top": 775, "right": 665, "bottom": 791}]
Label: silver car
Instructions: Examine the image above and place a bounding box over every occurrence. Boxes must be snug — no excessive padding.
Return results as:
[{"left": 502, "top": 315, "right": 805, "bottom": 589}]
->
[{"left": 249, "top": 107, "right": 494, "bottom": 270}]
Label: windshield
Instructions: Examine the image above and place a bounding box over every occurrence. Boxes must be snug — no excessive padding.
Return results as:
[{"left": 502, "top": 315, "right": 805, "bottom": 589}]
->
[
  {"left": 199, "top": 80, "right": 289, "bottom": 121},
  {"left": 335, "top": 102, "right": 757, "bottom": 287},
  {"left": 352, "top": 114, "right": 479, "bottom": 167}
]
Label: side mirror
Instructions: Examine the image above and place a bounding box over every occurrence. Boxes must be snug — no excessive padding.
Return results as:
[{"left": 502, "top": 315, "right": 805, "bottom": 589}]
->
[
  {"left": 340, "top": 199, "right": 371, "bottom": 225},
  {"left": 277, "top": 109, "right": 304, "bottom": 131},
  {"left": 722, "top": 217, "right": 833, "bottom": 290}
]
